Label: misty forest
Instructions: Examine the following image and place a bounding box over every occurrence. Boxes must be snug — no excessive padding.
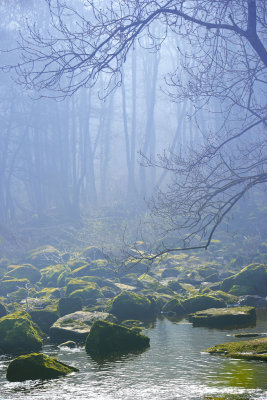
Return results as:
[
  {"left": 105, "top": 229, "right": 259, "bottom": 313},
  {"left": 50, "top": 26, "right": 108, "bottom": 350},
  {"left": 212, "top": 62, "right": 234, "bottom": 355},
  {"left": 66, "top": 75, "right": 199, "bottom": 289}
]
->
[{"left": 0, "top": 1, "right": 266, "bottom": 399}]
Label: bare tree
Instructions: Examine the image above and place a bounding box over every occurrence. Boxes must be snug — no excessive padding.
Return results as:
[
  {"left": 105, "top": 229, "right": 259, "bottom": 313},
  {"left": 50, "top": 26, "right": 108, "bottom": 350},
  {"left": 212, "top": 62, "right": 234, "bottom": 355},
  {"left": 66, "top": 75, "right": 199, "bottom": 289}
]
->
[{"left": 4, "top": 0, "right": 267, "bottom": 258}]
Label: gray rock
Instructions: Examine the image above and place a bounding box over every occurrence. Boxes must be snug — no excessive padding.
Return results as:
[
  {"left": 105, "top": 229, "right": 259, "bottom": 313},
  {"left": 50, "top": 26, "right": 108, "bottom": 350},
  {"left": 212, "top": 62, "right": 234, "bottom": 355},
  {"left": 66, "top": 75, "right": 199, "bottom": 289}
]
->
[{"left": 50, "top": 311, "right": 117, "bottom": 342}]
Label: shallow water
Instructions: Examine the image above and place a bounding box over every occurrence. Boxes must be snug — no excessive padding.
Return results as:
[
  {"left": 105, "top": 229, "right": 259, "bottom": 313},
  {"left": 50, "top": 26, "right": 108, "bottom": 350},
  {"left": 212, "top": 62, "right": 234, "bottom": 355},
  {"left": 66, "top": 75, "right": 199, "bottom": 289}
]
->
[{"left": 1, "top": 308, "right": 267, "bottom": 400}]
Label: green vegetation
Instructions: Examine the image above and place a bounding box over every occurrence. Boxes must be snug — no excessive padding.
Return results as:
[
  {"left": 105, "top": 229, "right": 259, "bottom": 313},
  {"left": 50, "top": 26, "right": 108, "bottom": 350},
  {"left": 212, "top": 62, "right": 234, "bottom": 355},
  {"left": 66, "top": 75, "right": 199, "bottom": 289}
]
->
[
  {"left": 4, "top": 264, "right": 41, "bottom": 284},
  {"left": 206, "top": 337, "right": 267, "bottom": 361}
]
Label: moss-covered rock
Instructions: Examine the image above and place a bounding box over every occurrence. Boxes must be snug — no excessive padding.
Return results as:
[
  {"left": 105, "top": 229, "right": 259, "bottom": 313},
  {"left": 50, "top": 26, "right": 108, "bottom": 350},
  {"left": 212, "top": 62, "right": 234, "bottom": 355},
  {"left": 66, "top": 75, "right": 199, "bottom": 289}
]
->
[
  {"left": 106, "top": 291, "right": 154, "bottom": 321},
  {"left": 162, "top": 298, "right": 184, "bottom": 315},
  {"left": 189, "top": 306, "right": 256, "bottom": 328},
  {"left": 25, "top": 246, "right": 61, "bottom": 268},
  {"left": 181, "top": 295, "right": 226, "bottom": 314},
  {"left": 6, "top": 353, "right": 78, "bottom": 382},
  {"left": 206, "top": 337, "right": 267, "bottom": 361},
  {"left": 0, "top": 312, "right": 43, "bottom": 355},
  {"left": 81, "top": 246, "right": 106, "bottom": 260},
  {"left": 57, "top": 297, "right": 82, "bottom": 317},
  {"left": 85, "top": 320, "right": 150, "bottom": 357},
  {"left": 0, "top": 278, "right": 30, "bottom": 296},
  {"left": 40, "top": 265, "right": 71, "bottom": 287},
  {"left": 69, "top": 284, "right": 102, "bottom": 305},
  {"left": 0, "top": 302, "right": 7, "bottom": 317},
  {"left": 221, "top": 264, "right": 267, "bottom": 296},
  {"left": 50, "top": 311, "right": 116, "bottom": 342},
  {"left": 29, "top": 310, "right": 59, "bottom": 333},
  {"left": 5, "top": 264, "right": 41, "bottom": 284}
]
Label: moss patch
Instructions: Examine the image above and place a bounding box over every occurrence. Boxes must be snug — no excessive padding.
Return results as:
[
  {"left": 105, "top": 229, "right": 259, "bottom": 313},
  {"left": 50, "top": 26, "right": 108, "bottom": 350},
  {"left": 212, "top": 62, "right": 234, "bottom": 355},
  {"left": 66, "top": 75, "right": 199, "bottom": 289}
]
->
[
  {"left": 6, "top": 352, "right": 78, "bottom": 381},
  {"left": 206, "top": 337, "right": 267, "bottom": 361}
]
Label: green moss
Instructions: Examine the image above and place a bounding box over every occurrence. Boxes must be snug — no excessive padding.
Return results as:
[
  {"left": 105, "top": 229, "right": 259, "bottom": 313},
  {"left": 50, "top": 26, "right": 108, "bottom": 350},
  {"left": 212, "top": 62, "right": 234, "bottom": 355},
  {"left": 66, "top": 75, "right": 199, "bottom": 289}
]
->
[
  {"left": 85, "top": 320, "right": 149, "bottom": 356},
  {"left": 81, "top": 246, "right": 105, "bottom": 260},
  {"left": 69, "top": 285, "right": 102, "bottom": 304},
  {"left": 106, "top": 291, "right": 153, "bottom": 321},
  {"left": 206, "top": 337, "right": 267, "bottom": 361},
  {"left": 26, "top": 246, "right": 60, "bottom": 268},
  {"left": 5, "top": 264, "right": 41, "bottom": 284},
  {"left": 162, "top": 298, "right": 184, "bottom": 315},
  {"left": 0, "top": 312, "right": 43, "bottom": 355},
  {"left": 0, "top": 278, "right": 30, "bottom": 295},
  {"left": 40, "top": 265, "right": 71, "bottom": 287},
  {"left": 6, "top": 353, "right": 78, "bottom": 381},
  {"left": 181, "top": 295, "right": 226, "bottom": 314},
  {"left": 221, "top": 263, "right": 267, "bottom": 296},
  {"left": 190, "top": 306, "right": 256, "bottom": 328},
  {"left": 57, "top": 297, "right": 82, "bottom": 317}
]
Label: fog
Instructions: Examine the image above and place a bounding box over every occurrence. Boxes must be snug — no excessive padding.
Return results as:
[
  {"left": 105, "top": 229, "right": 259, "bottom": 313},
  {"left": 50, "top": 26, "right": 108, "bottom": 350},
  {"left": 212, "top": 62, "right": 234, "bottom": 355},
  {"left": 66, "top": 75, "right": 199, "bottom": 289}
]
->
[{"left": 0, "top": 0, "right": 266, "bottom": 260}]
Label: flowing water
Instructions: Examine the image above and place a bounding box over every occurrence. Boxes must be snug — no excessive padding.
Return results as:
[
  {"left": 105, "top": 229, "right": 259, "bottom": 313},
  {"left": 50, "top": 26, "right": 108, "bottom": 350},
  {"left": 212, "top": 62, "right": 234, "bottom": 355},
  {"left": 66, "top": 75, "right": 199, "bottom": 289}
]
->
[{"left": 1, "top": 308, "right": 267, "bottom": 400}]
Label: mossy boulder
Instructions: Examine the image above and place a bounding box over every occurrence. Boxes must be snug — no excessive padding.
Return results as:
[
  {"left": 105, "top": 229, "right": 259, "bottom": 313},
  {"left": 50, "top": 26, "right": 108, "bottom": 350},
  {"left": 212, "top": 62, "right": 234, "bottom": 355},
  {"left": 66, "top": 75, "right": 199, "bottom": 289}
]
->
[
  {"left": 106, "top": 291, "right": 154, "bottom": 321},
  {"left": 5, "top": 264, "right": 41, "bottom": 284},
  {"left": 206, "top": 337, "right": 267, "bottom": 361},
  {"left": 181, "top": 295, "right": 226, "bottom": 314},
  {"left": 0, "top": 312, "right": 43, "bottom": 355},
  {"left": 0, "top": 302, "right": 7, "bottom": 317},
  {"left": 69, "top": 284, "right": 102, "bottom": 305},
  {"left": 50, "top": 311, "right": 116, "bottom": 342},
  {"left": 29, "top": 310, "right": 59, "bottom": 333},
  {"left": 220, "top": 264, "right": 267, "bottom": 296},
  {"left": 162, "top": 298, "right": 184, "bottom": 315},
  {"left": 0, "top": 278, "right": 30, "bottom": 295},
  {"left": 57, "top": 297, "right": 82, "bottom": 317},
  {"left": 85, "top": 320, "right": 150, "bottom": 357},
  {"left": 25, "top": 246, "right": 61, "bottom": 268},
  {"left": 6, "top": 353, "right": 78, "bottom": 382},
  {"left": 81, "top": 246, "right": 106, "bottom": 260},
  {"left": 40, "top": 265, "right": 71, "bottom": 287},
  {"left": 189, "top": 306, "right": 256, "bottom": 328}
]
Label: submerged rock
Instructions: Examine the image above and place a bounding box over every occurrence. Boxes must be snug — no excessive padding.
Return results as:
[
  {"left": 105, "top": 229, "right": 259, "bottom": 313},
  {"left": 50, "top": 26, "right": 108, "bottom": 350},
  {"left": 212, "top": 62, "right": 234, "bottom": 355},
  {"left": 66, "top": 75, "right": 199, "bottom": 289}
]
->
[
  {"left": 58, "top": 340, "right": 77, "bottom": 348},
  {"left": 206, "top": 337, "right": 267, "bottom": 361},
  {"left": 6, "top": 353, "right": 78, "bottom": 381},
  {"left": 50, "top": 311, "right": 116, "bottom": 342},
  {"left": 85, "top": 320, "right": 150, "bottom": 357},
  {"left": 0, "top": 312, "right": 43, "bottom": 355},
  {"left": 189, "top": 306, "right": 256, "bottom": 329}
]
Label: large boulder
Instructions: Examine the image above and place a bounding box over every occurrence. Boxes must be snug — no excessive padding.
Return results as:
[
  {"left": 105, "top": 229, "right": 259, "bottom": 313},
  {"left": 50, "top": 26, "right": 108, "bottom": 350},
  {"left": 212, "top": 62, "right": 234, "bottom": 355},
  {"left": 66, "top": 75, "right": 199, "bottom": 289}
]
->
[
  {"left": 0, "top": 302, "right": 7, "bottom": 318},
  {"left": 5, "top": 264, "right": 41, "bottom": 284},
  {"left": 57, "top": 297, "right": 82, "bottom": 317},
  {"left": 6, "top": 353, "right": 78, "bottom": 382},
  {"left": 29, "top": 310, "right": 59, "bottom": 333},
  {"left": 189, "top": 306, "right": 256, "bottom": 328},
  {"left": 206, "top": 337, "right": 267, "bottom": 361},
  {"left": 0, "top": 278, "right": 30, "bottom": 296},
  {"left": 50, "top": 311, "right": 116, "bottom": 342},
  {"left": 181, "top": 295, "right": 226, "bottom": 314},
  {"left": 40, "top": 265, "right": 71, "bottom": 287},
  {"left": 85, "top": 320, "right": 150, "bottom": 357},
  {"left": 106, "top": 291, "right": 154, "bottom": 321},
  {"left": 221, "top": 264, "right": 267, "bottom": 296},
  {"left": 0, "top": 312, "right": 43, "bottom": 355},
  {"left": 25, "top": 246, "right": 61, "bottom": 268},
  {"left": 162, "top": 298, "right": 184, "bottom": 315},
  {"left": 81, "top": 246, "right": 106, "bottom": 260}
]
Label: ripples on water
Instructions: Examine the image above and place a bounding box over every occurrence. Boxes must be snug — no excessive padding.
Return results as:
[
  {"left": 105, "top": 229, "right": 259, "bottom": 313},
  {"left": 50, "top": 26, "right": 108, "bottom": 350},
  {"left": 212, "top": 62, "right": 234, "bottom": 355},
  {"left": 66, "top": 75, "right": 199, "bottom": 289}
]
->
[{"left": 1, "top": 309, "right": 267, "bottom": 400}]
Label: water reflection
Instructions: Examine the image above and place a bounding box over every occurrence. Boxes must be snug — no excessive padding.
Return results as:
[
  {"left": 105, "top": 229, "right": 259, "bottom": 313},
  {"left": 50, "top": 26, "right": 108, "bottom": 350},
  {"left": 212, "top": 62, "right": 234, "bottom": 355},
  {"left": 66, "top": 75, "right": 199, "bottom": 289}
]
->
[{"left": 0, "top": 309, "right": 266, "bottom": 399}]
